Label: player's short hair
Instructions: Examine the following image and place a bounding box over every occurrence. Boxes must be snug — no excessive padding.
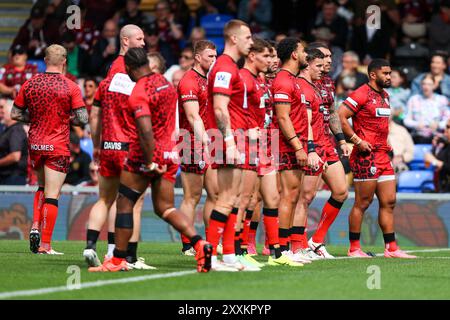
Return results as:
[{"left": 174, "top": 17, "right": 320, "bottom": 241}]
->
[
  {"left": 147, "top": 52, "right": 166, "bottom": 74},
  {"left": 305, "top": 48, "right": 325, "bottom": 62},
  {"left": 194, "top": 40, "right": 216, "bottom": 55},
  {"left": 368, "top": 58, "right": 391, "bottom": 74},
  {"left": 308, "top": 41, "right": 329, "bottom": 51},
  {"left": 276, "top": 37, "right": 301, "bottom": 64},
  {"left": 45, "top": 44, "right": 67, "bottom": 66},
  {"left": 249, "top": 37, "right": 271, "bottom": 54},
  {"left": 223, "top": 19, "right": 249, "bottom": 41},
  {"left": 125, "top": 47, "right": 149, "bottom": 70},
  {"left": 120, "top": 24, "right": 142, "bottom": 40},
  {"left": 84, "top": 76, "right": 99, "bottom": 87}
]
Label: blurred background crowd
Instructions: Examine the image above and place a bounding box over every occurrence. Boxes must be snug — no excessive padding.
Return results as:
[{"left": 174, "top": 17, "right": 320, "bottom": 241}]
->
[{"left": 0, "top": 0, "right": 449, "bottom": 192}]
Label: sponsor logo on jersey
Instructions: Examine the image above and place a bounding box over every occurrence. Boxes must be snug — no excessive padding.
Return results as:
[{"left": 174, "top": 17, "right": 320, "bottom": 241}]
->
[
  {"left": 213, "top": 72, "right": 232, "bottom": 89},
  {"left": 102, "top": 141, "right": 128, "bottom": 151},
  {"left": 274, "top": 93, "right": 289, "bottom": 100},
  {"left": 375, "top": 108, "right": 391, "bottom": 117},
  {"left": 370, "top": 166, "right": 377, "bottom": 175}
]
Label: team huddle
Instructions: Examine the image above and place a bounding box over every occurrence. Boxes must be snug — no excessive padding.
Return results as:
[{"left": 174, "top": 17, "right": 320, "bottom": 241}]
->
[{"left": 13, "top": 19, "right": 416, "bottom": 274}]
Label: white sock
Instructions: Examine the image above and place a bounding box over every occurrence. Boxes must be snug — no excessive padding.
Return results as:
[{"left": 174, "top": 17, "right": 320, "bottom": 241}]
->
[
  {"left": 106, "top": 244, "right": 115, "bottom": 258},
  {"left": 223, "top": 254, "right": 237, "bottom": 264}
]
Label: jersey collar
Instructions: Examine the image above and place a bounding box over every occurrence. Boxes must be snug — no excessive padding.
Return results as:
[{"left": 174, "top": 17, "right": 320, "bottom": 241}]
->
[{"left": 192, "top": 67, "right": 207, "bottom": 79}]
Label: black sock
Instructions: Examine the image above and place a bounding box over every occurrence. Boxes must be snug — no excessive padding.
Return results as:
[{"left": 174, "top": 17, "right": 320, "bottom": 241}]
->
[
  {"left": 349, "top": 232, "right": 361, "bottom": 241},
  {"left": 234, "top": 231, "right": 242, "bottom": 255},
  {"left": 182, "top": 242, "right": 192, "bottom": 251},
  {"left": 86, "top": 229, "right": 100, "bottom": 250},
  {"left": 108, "top": 232, "right": 115, "bottom": 245},
  {"left": 126, "top": 242, "right": 138, "bottom": 263},
  {"left": 190, "top": 235, "right": 202, "bottom": 249},
  {"left": 269, "top": 245, "right": 282, "bottom": 259},
  {"left": 383, "top": 233, "right": 396, "bottom": 244}
]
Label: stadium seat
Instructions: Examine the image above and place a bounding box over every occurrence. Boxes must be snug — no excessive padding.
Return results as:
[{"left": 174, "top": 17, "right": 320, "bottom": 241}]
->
[
  {"left": 207, "top": 36, "right": 225, "bottom": 54},
  {"left": 80, "top": 138, "right": 94, "bottom": 160},
  {"left": 201, "top": 14, "right": 233, "bottom": 36},
  {"left": 28, "top": 59, "right": 46, "bottom": 73},
  {"left": 409, "top": 144, "right": 433, "bottom": 170},
  {"left": 397, "top": 170, "right": 435, "bottom": 193}
]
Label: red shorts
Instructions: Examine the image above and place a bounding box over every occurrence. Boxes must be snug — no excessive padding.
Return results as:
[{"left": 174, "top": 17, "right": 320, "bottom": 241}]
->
[
  {"left": 323, "top": 137, "right": 340, "bottom": 163},
  {"left": 124, "top": 148, "right": 180, "bottom": 183},
  {"left": 277, "top": 150, "right": 302, "bottom": 171},
  {"left": 180, "top": 147, "right": 210, "bottom": 175},
  {"left": 29, "top": 153, "right": 70, "bottom": 173},
  {"left": 99, "top": 150, "right": 127, "bottom": 177},
  {"left": 350, "top": 149, "right": 395, "bottom": 181}
]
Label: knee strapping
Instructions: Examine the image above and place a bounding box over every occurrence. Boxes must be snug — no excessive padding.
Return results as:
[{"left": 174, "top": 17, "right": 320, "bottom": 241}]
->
[
  {"left": 115, "top": 213, "right": 134, "bottom": 229},
  {"left": 162, "top": 208, "right": 176, "bottom": 220},
  {"left": 118, "top": 184, "right": 142, "bottom": 204}
]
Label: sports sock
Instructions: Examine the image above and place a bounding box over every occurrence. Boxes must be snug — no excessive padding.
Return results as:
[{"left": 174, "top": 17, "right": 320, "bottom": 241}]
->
[
  {"left": 279, "top": 228, "right": 290, "bottom": 252},
  {"left": 190, "top": 235, "right": 202, "bottom": 252},
  {"left": 234, "top": 231, "right": 242, "bottom": 255},
  {"left": 112, "top": 248, "right": 127, "bottom": 265},
  {"left": 349, "top": 232, "right": 361, "bottom": 252},
  {"left": 223, "top": 208, "right": 238, "bottom": 255},
  {"left": 383, "top": 233, "right": 398, "bottom": 252},
  {"left": 263, "top": 208, "right": 279, "bottom": 249},
  {"left": 207, "top": 210, "right": 228, "bottom": 255},
  {"left": 126, "top": 242, "right": 138, "bottom": 263},
  {"left": 40, "top": 198, "right": 59, "bottom": 251},
  {"left": 107, "top": 232, "right": 115, "bottom": 258},
  {"left": 181, "top": 234, "right": 192, "bottom": 251},
  {"left": 290, "top": 226, "right": 305, "bottom": 253},
  {"left": 86, "top": 229, "right": 100, "bottom": 250},
  {"left": 32, "top": 187, "right": 44, "bottom": 230},
  {"left": 240, "top": 210, "right": 253, "bottom": 248},
  {"left": 312, "top": 197, "right": 343, "bottom": 244}
]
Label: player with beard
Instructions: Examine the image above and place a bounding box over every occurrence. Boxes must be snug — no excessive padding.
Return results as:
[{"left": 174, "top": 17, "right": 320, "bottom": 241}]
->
[
  {"left": 83, "top": 24, "right": 151, "bottom": 269},
  {"left": 291, "top": 43, "right": 350, "bottom": 259},
  {"left": 272, "top": 37, "right": 308, "bottom": 261},
  {"left": 177, "top": 40, "right": 218, "bottom": 256},
  {"left": 339, "top": 59, "right": 416, "bottom": 259},
  {"left": 89, "top": 48, "right": 213, "bottom": 272}
]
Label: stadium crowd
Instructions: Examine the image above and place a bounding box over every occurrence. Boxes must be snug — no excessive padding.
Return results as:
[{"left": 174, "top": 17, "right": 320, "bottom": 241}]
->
[{"left": 0, "top": 0, "right": 450, "bottom": 192}]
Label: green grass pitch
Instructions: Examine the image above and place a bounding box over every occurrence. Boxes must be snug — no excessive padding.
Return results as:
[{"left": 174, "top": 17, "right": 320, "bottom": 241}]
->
[{"left": 1, "top": 240, "right": 449, "bottom": 300}]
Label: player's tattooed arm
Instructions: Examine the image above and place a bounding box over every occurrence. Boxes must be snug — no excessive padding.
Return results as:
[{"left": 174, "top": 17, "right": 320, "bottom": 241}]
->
[
  {"left": 11, "top": 105, "right": 30, "bottom": 123},
  {"left": 136, "top": 115, "right": 155, "bottom": 165},
  {"left": 71, "top": 107, "right": 89, "bottom": 126},
  {"left": 213, "top": 94, "right": 233, "bottom": 139},
  {"left": 328, "top": 103, "right": 344, "bottom": 135}
]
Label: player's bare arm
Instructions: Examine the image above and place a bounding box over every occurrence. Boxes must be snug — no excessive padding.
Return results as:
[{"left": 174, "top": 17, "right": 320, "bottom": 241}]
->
[
  {"left": 338, "top": 104, "right": 372, "bottom": 153},
  {"left": 329, "top": 103, "right": 350, "bottom": 156},
  {"left": 213, "top": 93, "right": 239, "bottom": 163},
  {"left": 136, "top": 115, "right": 155, "bottom": 167},
  {"left": 276, "top": 102, "right": 307, "bottom": 166},
  {"left": 183, "top": 100, "right": 208, "bottom": 145},
  {"left": 306, "top": 107, "right": 322, "bottom": 169},
  {"left": 89, "top": 104, "right": 102, "bottom": 161},
  {"left": 11, "top": 105, "right": 30, "bottom": 123},
  {"left": 71, "top": 107, "right": 89, "bottom": 126}
]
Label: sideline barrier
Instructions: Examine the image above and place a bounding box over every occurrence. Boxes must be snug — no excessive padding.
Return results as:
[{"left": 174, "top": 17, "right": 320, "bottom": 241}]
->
[{"left": 0, "top": 186, "right": 449, "bottom": 247}]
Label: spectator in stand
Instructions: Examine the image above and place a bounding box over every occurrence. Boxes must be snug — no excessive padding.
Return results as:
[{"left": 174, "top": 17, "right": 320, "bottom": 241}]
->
[
  {"left": 11, "top": 6, "right": 60, "bottom": 60},
  {"left": 171, "top": 68, "right": 185, "bottom": 88},
  {"left": 335, "top": 51, "right": 368, "bottom": 96},
  {"left": 65, "top": 132, "right": 91, "bottom": 186},
  {"left": 33, "top": 0, "right": 73, "bottom": 34},
  {"left": 199, "top": 0, "right": 237, "bottom": 15},
  {"left": 314, "top": 0, "right": 348, "bottom": 51},
  {"left": 429, "top": 0, "right": 450, "bottom": 54},
  {"left": 0, "top": 100, "right": 28, "bottom": 185},
  {"left": 116, "top": 0, "right": 149, "bottom": 29},
  {"left": 68, "top": 5, "right": 101, "bottom": 53},
  {"left": 164, "top": 46, "right": 194, "bottom": 83},
  {"left": 61, "top": 32, "right": 89, "bottom": 78},
  {"left": 78, "top": 162, "right": 100, "bottom": 187},
  {"left": 83, "top": 77, "right": 98, "bottom": 115},
  {"left": 169, "top": 0, "right": 192, "bottom": 36},
  {"left": 89, "top": 19, "right": 120, "bottom": 77},
  {"left": 386, "top": 69, "right": 411, "bottom": 124},
  {"left": 0, "top": 98, "right": 5, "bottom": 134},
  {"left": 424, "top": 119, "right": 450, "bottom": 192},
  {"left": 404, "top": 74, "right": 450, "bottom": 144},
  {"left": 154, "top": 0, "right": 184, "bottom": 63},
  {"left": 411, "top": 52, "right": 450, "bottom": 100},
  {"left": 388, "top": 115, "right": 415, "bottom": 174},
  {"left": 0, "top": 45, "right": 38, "bottom": 99},
  {"left": 147, "top": 52, "right": 167, "bottom": 74},
  {"left": 80, "top": 0, "right": 120, "bottom": 29},
  {"left": 144, "top": 22, "right": 177, "bottom": 67},
  {"left": 351, "top": 4, "right": 392, "bottom": 64},
  {"left": 238, "top": 0, "right": 273, "bottom": 39},
  {"left": 187, "top": 27, "right": 206, "bottom": 48},
  {"left": 398, "top": 0, "right": 431, "bottom": 45}
]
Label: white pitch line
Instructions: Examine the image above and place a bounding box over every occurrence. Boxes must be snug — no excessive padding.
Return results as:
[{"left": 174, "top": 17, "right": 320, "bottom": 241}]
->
[{"left": 0, "top": 270, "right": 196, "bottom": 300}]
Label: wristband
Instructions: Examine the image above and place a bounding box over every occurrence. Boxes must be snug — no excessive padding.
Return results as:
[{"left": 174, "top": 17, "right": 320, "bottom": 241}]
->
[
  {"left": 295, "top": 147, "right": 303, "bottom": 153},
  {"left": 335, "top": 133, "right": 346, "bottom": 142},
  {"left": 307, "top": 140, "right": 316, "bottom": 154}
]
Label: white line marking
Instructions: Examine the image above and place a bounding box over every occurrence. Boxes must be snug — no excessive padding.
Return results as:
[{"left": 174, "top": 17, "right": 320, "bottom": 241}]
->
[{"left": 0, "top": 270, "right": 196, "bottom": 300}]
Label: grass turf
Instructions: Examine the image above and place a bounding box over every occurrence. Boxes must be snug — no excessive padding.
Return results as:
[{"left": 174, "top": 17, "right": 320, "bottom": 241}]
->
[{"left": 0, "top": 240, "right": 449, "bottom": 300}]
